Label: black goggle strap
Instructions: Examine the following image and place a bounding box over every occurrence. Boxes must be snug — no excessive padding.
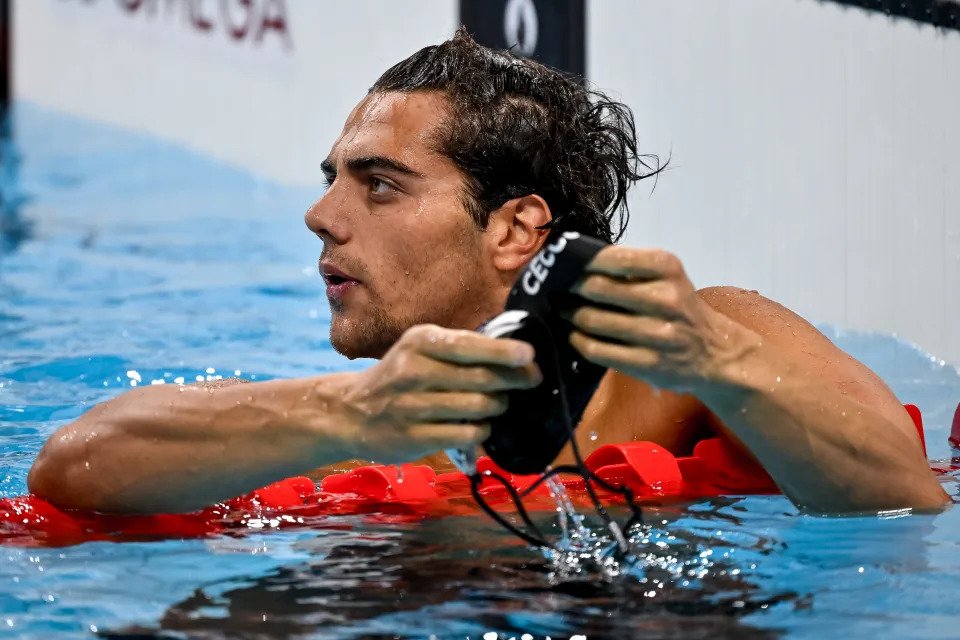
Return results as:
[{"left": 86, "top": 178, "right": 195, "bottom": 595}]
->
[
  {"left": 467, "top": 316, "right": 645, "bottom": 553},
  {"left": 468, "top": 471, "right": 552, "bottom": 549},
  {"left": 534, "top": 316, "right": 639, "bottom": 551}
]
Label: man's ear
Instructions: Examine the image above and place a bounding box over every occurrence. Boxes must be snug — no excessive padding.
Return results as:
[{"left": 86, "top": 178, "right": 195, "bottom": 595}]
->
[{"left": 485, "top": 194, "right": 552, "bottom": 274}]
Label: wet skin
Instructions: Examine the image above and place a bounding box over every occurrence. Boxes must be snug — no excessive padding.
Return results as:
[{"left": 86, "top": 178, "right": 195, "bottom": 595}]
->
[
  {"left": 27, "top": 91, "right": 949, "bottom": 515},
  {"left": 302, "top": 91, "right": 947, "bottom": 515}
]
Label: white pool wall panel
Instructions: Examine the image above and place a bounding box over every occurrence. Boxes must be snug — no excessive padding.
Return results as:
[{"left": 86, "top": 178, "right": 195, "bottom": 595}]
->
[
  {"left": 13, "top": 0, "right": 960, "bottom": 364},
  {"left": 590, "top": 1, "right": 960, "bottom": 365}
]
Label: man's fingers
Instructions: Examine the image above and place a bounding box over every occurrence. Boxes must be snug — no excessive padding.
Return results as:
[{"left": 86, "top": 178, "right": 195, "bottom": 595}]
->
[
  {"left": 570, "top": 306, "right": 684, "bottom": 351},
  {"left": 406, "top": 423, "right": 492, "bottom": 449},
  {"left": 419, "top": 361, "right": 542, "bottom": 392},
  {"left": 570, "top": 330, "right": 660, "bottom": 372},
  {"left": 404, "top": 325, "right": 535, "bottom": 366},
  {"left": 585, "top": 245, "right": 683, "bottom": 280},
  {"left": 574, "top": 275, "right": 683, "bottom": 319},
  {"left": 391, "top": 392, "right": 508, "bottom": 422}
]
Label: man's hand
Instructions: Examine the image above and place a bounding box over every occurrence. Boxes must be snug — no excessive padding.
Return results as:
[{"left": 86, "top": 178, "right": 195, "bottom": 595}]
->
[
  {"left": 337, "top": 324, "right": 542, "bottom": 464},
  {"left": 568, "top": 246, "right": 761, "bottom": 393}
]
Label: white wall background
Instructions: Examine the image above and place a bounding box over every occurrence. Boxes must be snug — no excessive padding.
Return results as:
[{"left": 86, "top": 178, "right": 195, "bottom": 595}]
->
[
  {"left": 12, "top": 0, "right": 960, "bottom": 363},
  {"left": 13, "top": 0, "right": 458, "bottom": 185},
  {"left": 591, "top": 1, "right": 960, "bottom": 365}
]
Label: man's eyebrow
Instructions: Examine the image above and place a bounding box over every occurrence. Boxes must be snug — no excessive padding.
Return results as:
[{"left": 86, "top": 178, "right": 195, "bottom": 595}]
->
[{"left": 323, "top": 155, "right": 423, "bottom": 178}]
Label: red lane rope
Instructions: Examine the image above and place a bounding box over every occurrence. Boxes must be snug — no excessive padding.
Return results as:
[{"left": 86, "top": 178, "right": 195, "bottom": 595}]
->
[{"left": 0, "top": 403, "right": 942, "bottom": 547}]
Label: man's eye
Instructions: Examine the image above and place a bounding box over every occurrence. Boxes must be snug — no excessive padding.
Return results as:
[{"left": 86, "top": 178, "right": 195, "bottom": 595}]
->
[
  {"left": 369, "top": 177, "right": 394, "bottom": 195},
  {"left": 322, "top": 174, "right": 335, "bottom": 188}
]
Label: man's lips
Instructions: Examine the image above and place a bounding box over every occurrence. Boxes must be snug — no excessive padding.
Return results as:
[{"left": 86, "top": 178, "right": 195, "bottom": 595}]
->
[
  {"left": 320, "top": 261, "right": 362, "bottom": 301},
  {"left": 320, "top": 262, "right": 360, "bottom": 286}
]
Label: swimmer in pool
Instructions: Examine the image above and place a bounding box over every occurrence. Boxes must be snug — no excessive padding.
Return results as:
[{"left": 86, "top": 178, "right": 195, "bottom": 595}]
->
[{"left": 28, "top": 29, "right": 949, "bottom": 515}]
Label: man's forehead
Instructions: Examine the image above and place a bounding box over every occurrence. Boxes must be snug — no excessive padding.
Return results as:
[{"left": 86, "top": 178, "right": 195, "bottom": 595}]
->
[{"left": 328, "top": 92, "right": 449, "bottom": 164}]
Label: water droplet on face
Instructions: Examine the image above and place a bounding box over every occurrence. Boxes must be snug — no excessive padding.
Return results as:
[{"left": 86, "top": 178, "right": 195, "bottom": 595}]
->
[
  {"left": 776, "top": 376, "right": 781, "bottom": 383},
  {"left": 84, "top": 461, "right": 91, "bottom": 471},
  {"left": 589, "top": 431, "right": 598, "bottom": 441}
]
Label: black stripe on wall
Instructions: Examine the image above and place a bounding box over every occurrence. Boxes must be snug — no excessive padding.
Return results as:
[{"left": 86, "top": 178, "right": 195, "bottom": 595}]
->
[
  {"left": 819, "top": 0, "right": 960, "bottom": 30},
  {"left": 460, "top": 0, "right": 585, "bottom": 78}
]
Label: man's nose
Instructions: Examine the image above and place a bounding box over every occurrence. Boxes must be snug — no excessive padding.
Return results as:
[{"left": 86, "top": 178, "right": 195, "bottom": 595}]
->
[{"left": 304, "top": 186, "right": 352, "bottom": 245}]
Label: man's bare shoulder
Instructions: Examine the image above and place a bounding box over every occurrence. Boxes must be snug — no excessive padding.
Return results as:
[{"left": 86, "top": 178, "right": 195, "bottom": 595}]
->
[
  {"left": 696, "top": 285, "right": 867, "bottom": 377},
  {"left": 696, "top": 286, "right": 831, "bottom": 343},
  {"left": 696, "top": 285, "right": 910, "bottom": 419},
  {"left": 189, "top": 378, "right": 251, "bottom": 391}
]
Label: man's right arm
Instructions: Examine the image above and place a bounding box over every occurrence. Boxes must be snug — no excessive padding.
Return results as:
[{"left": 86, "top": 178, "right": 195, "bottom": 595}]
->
[
  {"left": 29, "top": 374, "right": 366, "bottom": 514},
  {"left": 28, "top": 325, "right": 541, "bottom": 515}
]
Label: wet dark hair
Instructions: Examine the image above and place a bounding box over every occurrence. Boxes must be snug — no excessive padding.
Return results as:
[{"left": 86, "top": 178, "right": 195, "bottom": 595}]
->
[{"left": 371, "top": 28, "right": 663, "bottom": 243}]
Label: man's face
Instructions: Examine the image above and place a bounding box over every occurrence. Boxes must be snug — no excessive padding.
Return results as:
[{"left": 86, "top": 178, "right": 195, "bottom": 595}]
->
[{"left": 305, "top": 92, "right": 502, "bottom": 359}]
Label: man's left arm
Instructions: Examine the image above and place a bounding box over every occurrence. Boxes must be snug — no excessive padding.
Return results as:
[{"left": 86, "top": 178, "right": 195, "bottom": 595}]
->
[{"left": 568, "top": 246, "right": 949, "bottom": 514}]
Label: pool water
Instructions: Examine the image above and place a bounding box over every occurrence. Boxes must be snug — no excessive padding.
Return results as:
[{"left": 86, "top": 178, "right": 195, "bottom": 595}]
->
[{"left": 2, "top": 103, "right": 960, "bottom": 640}]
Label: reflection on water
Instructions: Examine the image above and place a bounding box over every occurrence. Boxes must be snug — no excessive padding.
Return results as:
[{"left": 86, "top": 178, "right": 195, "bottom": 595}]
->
[
  {"left": 0, "top": 205, "right": 30, "bottom": 255},
  {"left": 101, "top": 510, "right": 797, "bottom": 640},
  {"left": 0, "top": 135, "right": 30, "bottom": 255}
]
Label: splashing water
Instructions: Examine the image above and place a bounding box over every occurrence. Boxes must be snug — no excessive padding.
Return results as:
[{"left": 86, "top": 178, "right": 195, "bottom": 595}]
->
[
  {"left": 541, "top": 474, "right": 631, "bottom": 577},
  {"left": 544, "top": 474, "right": 576, "bottom": 544}
]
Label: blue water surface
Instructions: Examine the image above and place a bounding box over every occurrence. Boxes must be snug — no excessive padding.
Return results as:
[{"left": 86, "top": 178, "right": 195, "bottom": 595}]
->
[{"left": 1, "top": 103, "right": 960, "bottom": 640}]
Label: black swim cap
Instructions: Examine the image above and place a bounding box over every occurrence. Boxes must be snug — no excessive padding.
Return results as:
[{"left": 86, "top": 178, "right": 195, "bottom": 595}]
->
[{"left": 479, "top": 232, "right": 610, "bottom": 474}]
